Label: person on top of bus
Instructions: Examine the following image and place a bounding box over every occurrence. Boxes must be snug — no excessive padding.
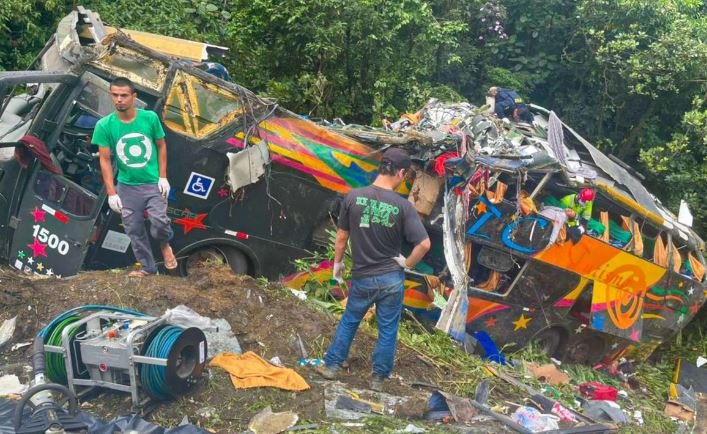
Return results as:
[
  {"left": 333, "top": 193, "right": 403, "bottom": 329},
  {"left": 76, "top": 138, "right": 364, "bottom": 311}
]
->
[{"left": 560, "top": 188, "right": 595, "bottom": 228}]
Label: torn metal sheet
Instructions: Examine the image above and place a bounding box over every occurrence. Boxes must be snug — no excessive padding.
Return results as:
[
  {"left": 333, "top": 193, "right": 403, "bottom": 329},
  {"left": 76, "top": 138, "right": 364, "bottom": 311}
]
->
[{"left": 226, "top": 142, "right": 270, "bottom": 191}]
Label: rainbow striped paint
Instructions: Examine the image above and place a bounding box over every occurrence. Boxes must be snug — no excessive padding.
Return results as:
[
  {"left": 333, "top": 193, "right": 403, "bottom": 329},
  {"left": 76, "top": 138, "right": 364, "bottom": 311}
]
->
[{"left": 227, "top": 115, "right": 381, "bottom": 193}]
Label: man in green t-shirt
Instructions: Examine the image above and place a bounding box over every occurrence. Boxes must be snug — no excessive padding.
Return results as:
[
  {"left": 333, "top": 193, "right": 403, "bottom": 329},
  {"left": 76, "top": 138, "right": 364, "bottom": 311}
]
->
[{"left": 93, "top": 77, "right": 177, "bottom": 277}]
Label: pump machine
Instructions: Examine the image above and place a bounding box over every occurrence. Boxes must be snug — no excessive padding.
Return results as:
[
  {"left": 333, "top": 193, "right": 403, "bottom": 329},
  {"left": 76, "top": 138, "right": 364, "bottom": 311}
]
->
[{"left": 14, "top": 305, "right": 207, "bottom": 434}]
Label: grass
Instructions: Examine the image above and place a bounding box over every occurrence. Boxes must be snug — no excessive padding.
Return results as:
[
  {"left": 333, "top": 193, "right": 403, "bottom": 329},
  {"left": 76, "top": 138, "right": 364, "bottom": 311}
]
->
[{"left": 288, "top": 253, "right": 705, "bottom": 433}]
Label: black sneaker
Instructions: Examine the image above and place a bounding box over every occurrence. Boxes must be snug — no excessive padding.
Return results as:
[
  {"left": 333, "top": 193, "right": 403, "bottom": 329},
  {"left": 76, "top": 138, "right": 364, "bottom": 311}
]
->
[
  {"left": 314, "top": 364, "right": 341, "bottom": 380},
  {"left": 370, "top": 374, "right": 386, "bottom": 392}
]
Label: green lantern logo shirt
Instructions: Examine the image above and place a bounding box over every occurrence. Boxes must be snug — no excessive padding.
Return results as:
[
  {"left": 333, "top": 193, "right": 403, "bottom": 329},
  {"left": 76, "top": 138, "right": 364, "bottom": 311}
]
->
[{"left": 93, "top": 109, "right": 165, "bottom": 185}]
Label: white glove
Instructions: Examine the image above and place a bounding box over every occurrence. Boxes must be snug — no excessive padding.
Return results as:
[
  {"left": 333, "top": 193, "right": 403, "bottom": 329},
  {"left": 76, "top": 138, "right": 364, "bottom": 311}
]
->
[
  {"left": 393, "top": 254, "right": 408, "bottom": 269},
  {"left": 332, "top": 261, "right": 345, "bottom": 283},
  {"left": 108, "top": 194, "right": 123, "bottom": 213},
  {"left": 158, "top": 177, "right": 171, "bottom": 199},
  {"left": 577, "top": 225, "right": 586, "bottom": 234}
]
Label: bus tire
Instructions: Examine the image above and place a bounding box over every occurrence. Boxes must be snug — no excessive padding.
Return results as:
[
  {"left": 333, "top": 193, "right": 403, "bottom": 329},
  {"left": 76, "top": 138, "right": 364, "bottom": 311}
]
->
[
  {"left": 222, "top": 246, "right": 249, "bottom": 276},
  {"left": 531, "top": 327, "right": 565, "bottom": 359},
  {"left": 183, "top": 247, "right": 227, "bottom": 276},
  {"left": 567, "top": 335, "right": 606, "bottom": 365}
]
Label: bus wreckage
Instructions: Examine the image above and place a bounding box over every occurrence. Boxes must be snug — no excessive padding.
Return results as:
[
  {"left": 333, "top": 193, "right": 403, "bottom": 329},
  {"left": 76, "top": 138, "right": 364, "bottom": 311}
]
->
[{"left": 0, "top": 8, "right": 704, "bottom": 365}]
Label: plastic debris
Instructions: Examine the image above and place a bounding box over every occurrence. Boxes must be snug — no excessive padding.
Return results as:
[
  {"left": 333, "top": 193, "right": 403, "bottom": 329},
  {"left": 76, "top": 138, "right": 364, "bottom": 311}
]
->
[
  {"left": 10, "top": 341, "right": 31, "bottom": 351},
  {"left": 510, "top": 406, "right": 559, "bottom": 432},
  {"left": 696, "top": 356, "right": 707, "bottom": 368},
  {"left": 401, "top": 424, "right": 425, "bottom": 433},
  {"left": 579, "top": 381, "right": 618, "bottom": 401},
  {"left": 248, "top": 406, "right": 298, "bottom": 434},
  {"left": 583, "top": 400, "right": 629, "bottom": 424},
  {"left": 0, "top": 316, "right": 16, "bottom": 350},
  {"left": 0, "top": 374, "right": 27, "bottom": 396},
  {"left": 269, "top": 356, "right": 285, "bottom": 368},
  {"left": 297, "top": 358, "right": 323, "bottom": 366},
  {"left": 288, "top": 288, "right": 307, "bottom": 301}
]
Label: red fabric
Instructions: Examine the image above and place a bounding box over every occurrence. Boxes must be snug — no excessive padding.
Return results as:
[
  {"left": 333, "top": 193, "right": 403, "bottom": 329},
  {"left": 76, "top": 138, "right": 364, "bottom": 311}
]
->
[
  {"left": 15, "top": 135, "right": 62, "bottom": 175},
  {"left": 433, "top": 152, "right": 460, "bottom": 176},
  {"left": 579, "top": 381, "right": 617, "bottom": 401}
]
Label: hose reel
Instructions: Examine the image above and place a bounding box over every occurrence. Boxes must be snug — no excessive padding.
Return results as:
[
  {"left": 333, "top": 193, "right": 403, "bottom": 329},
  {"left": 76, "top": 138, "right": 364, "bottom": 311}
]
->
[{"left": 40, "top": 307, "right": 207, "bottom": 410}]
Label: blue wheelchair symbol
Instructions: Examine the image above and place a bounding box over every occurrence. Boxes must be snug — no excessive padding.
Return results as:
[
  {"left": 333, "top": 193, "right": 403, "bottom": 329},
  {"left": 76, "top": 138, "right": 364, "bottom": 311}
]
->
[{"left": 183, "top": 172, "right": 215, "bottom": 199}]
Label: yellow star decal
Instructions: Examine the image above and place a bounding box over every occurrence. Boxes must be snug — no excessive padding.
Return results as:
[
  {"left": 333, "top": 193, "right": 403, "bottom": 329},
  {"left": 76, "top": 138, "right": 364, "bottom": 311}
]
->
[
  {"left": 36, "top": 262, "right": 44, "bottom": 272},
  {"left": 512, "top": 313, "right": 532, "bottom": 331}
]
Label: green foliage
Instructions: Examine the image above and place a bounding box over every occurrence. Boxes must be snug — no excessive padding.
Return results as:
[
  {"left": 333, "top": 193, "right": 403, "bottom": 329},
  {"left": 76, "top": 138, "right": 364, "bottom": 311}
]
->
[{"left": 1, "top": 0, "right": 705, "bottom": 231}]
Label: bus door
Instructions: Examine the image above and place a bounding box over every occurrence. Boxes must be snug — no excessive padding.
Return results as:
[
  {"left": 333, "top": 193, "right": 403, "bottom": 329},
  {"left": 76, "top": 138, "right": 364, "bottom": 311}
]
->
[{"left": 8, "top": 72, "right": 112, "bottom": 277}]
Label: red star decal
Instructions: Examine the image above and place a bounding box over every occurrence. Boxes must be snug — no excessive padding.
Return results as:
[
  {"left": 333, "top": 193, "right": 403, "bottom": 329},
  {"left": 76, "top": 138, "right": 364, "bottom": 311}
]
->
[
  {"left": 690, "top": 303, "right": 701, "bottom": 315},
  {"left": 27, "top": 238, "right": 48, "bottom": 258},
  {"left": 174, "top": 213, "right": 207, "bottom": 234},
  {"left": 218, "top": 188, "right": 229, "bottom": 197},
  {"left": 484, "top": 316, "right": 497, "bottom": 327},
  {"left": 30, "top": 207, "right": 46, "bottom": 223}
]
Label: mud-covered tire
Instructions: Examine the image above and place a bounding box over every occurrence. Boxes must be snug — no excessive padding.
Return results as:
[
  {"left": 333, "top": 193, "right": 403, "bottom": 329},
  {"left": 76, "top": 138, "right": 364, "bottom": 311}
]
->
[
  {"left": 183, "top": 247, "right": 226, "bottom": 276},
  {"left": 531, "top": 327, "right": 564, "bottom": 358},
  {"left": 222, "top": 246, "right": 249, "bottom": 275},
  {"left": 567, "top": 335, "right": 606, "bottom": 365}
]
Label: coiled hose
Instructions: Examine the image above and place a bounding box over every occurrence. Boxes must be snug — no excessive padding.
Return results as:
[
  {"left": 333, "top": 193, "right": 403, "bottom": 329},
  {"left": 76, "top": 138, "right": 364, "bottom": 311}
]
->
[{"left": 140, "top": 326, "right": 183, "bottom": 400}]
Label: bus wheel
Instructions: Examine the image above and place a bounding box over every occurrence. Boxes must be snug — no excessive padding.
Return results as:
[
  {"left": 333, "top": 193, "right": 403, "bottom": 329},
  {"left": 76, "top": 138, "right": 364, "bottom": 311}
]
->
[
  {"left": 531, "top": 328, "right": 564, "bottom": 358},
  {"left": 183, "top": 247, "right": 227, "bottom": 276},
  {"left": 567, "top": 336, "right": 606, "bottom": 365},
  {"left": 222, "top": 247, "right": 249, "bottom": 276}
]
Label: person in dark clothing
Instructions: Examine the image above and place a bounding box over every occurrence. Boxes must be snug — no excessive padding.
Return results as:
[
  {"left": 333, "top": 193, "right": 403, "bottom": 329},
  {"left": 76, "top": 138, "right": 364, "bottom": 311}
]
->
[
  {"left": 488, "top": 87, "right": 534, "bottom": 123},
  {"left": 316, "top": 148, "right": 431, "bottom": 391}
]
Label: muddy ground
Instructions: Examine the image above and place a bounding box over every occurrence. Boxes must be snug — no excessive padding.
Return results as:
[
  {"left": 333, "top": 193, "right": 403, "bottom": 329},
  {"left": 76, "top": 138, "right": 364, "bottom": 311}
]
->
[{"left": 0, "top": 265, "right": 514, "bottom": 433}]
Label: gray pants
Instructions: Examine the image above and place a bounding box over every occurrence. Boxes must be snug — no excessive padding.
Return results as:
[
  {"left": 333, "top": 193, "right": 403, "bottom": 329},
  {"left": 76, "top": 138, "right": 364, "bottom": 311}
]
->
[{"left": 117, "top": 183, "right": 173, "bottom": 273}]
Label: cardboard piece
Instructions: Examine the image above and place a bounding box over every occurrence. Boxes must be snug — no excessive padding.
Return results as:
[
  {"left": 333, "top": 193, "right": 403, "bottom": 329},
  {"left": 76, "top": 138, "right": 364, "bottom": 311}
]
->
[
  {"left": 408, "top": 171, "right": 443, "bottom": 217},
  {"left": 527, "top": 363, "right": 570, "bottom": 386}
]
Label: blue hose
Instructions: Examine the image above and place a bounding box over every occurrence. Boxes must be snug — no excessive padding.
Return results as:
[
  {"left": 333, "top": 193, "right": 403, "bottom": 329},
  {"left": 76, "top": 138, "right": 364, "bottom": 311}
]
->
[{"left": 140, "top": 326, "right": 183, "bottom": 400}]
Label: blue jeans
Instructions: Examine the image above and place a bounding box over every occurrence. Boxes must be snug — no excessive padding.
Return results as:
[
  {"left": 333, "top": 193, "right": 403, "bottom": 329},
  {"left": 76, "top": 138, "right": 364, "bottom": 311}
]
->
[{"left": 324, "top": 270, "right": 405, "bottom": 378}]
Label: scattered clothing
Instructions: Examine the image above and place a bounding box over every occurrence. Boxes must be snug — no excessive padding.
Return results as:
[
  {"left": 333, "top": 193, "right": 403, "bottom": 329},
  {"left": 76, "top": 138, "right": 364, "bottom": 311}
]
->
[{"left": 209, "top": 351, "right": 310, "bottom": 391}]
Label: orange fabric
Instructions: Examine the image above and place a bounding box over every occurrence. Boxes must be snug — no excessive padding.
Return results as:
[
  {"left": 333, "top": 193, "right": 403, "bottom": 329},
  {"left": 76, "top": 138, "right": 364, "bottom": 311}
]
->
[
  {"left": 467, "top": 177, "right": 487, "bottom": 198},
  {"left": 465, "top": 241, "right": 473, "bottom": 273},
  {"left": 486, "top": 181, "right": 507, "bottom": 204},
  {"left": 654, "top": 236, "right": 668, "bottom": 267},
  {"left": 620, "top": 216, "right": 634, "bottom": 252},
  {"left": 669, "top": 241, "right": 682, "bottom": 274},
  {"left": 519, "top": 191, "right": 538, "bottom": 216},
  {"left": 631, "top": 221, "right": 644, "bottom": 257},
  {"left": 476, "top": 271, "right": 501, "bottom": 291},
  {"left": 688, "top": 252, "right": 705, "bottom": 282},
  {"left": 209, "top": 352, "right": 310, "bottom": 391},
  {"left": 600, "top": 211, "right": 610, "bottom": 243}
]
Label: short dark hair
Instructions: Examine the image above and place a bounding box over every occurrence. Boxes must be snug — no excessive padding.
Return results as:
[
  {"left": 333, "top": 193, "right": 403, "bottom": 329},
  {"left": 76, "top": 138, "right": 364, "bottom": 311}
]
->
[
  {"left": 516, "top": 106, "right": 534, "bottom": 123},
  {"left": 110, "top": 77, "right": 136, "bottom": 93},
  {"left": 378, "top": 160, "right": 399, "bottom": 176}
]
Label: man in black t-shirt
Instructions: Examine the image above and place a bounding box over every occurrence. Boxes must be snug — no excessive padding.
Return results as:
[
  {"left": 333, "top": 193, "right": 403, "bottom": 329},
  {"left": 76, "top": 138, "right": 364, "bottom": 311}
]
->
[{"left": 316, "top": 148, "right": 431, "bottom": 391}]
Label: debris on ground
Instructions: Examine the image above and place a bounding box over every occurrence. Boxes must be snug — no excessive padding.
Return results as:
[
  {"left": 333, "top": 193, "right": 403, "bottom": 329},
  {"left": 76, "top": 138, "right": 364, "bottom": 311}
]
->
[
  {"left": 0, "top": 374, "right": 26, "bottom": 396},
  {"left": 0, "top": 317, "right": 16, "bottom": 351},
  {"left": 209, "top": 352, "right": 310, "bottom": 391},
  {"left": 247, "top": 406, "right": 298, "bottom": 434},
  {"left": 527, "top": 363, "right": 570, "bottom": 386}
]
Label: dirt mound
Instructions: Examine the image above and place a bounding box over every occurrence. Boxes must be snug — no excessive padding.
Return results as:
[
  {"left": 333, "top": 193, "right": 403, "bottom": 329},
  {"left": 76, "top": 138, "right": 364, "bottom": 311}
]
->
[{"left": 0, "top": 266, "right": 446, "bottom": 431}]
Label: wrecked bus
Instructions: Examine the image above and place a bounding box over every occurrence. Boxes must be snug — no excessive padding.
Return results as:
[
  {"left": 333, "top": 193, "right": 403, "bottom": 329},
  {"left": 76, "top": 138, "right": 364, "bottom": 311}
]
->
[
  {"left": 0, "top": 8, "right": 385, "bottom": 280},
  {"left": 288, "top": 103, "right": 707, "bottom": 364},
  {"left": 0, "top": 8, "right": 704, "bottom": 364}
]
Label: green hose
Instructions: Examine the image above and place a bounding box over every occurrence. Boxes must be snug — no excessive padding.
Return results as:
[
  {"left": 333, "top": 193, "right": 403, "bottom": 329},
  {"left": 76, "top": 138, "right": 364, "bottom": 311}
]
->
[{"left": 45, "top": 315, "right": 82, "bottom": 384}]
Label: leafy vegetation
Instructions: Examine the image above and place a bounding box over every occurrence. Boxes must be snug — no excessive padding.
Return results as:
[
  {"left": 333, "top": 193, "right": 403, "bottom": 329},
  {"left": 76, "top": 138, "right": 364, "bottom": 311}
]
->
[{"left": 2, "top": 0, "right": 705, "bottom": 232}]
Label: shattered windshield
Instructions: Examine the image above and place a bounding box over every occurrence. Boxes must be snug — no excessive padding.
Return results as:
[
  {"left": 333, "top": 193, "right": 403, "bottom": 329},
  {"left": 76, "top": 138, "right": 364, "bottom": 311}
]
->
[{"left": 163, "top": 70, "right": 242, "bottom": 138}]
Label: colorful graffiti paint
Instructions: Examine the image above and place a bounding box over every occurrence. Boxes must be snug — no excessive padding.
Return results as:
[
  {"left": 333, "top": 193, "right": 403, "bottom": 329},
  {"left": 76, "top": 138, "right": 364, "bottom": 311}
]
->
[
  {"left": 535, "top": 236, "right": 666, "bottom": 340},
  {"left": 227, "top": 115, "right": 381, "bottom": 193}
]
